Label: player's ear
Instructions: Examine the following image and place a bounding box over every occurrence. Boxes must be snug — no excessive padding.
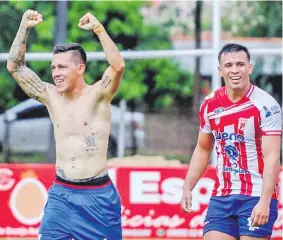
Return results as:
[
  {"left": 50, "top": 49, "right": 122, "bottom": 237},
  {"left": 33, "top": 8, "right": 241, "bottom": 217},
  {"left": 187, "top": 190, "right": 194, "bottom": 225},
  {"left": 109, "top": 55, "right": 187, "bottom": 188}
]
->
[
  {"left": 218, "top": 65, "right": 223, "bottom": 77},
  {"left": 78, "top": 64, "right": 86, "bottom": 74},
  {"left": 248, "top": 63, "right": 253, "bottom": 75}
]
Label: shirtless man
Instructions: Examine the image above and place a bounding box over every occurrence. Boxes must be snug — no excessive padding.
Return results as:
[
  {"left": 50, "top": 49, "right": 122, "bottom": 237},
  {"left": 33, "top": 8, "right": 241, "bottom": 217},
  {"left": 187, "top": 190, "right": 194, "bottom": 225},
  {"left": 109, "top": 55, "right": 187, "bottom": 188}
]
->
[{"left": 7, "top": 9, "right": 125, "bottom": 240}]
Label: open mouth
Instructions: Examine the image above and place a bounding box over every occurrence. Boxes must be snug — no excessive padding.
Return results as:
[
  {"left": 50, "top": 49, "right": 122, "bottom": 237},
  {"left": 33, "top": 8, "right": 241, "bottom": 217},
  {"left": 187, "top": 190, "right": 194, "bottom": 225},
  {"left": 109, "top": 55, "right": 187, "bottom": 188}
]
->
[
  {"left": 55, "top": 79, "right": 64, "bottom": 84},
  {"left": 230, "top": 77, "right": 241, "bottom": 81}
]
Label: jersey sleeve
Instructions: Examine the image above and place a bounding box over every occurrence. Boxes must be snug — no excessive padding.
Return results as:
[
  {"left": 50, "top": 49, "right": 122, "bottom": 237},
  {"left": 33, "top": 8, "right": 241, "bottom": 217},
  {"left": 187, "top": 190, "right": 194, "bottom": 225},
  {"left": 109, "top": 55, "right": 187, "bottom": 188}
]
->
[
  {"left": 260, "top": 100, "right": 282, "bottom": 136},
  {"left": 199, "top": 99, "right": 212, "bottom": 133}
]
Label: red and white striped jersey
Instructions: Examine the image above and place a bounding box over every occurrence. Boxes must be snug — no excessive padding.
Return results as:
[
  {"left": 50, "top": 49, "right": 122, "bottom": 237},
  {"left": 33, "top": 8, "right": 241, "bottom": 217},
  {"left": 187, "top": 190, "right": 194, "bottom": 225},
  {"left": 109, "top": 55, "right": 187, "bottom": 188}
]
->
[{"left": 199, "top": 84, "right": 281, "bottom": 198}]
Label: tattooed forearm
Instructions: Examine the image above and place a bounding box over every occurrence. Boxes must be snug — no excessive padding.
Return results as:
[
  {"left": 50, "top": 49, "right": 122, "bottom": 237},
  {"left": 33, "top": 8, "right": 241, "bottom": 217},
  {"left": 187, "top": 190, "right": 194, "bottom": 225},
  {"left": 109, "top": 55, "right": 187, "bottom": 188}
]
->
[
  {"left": 7, "top": 25, "right": 48, "bottom": 103},
  {"left": 11, "top": 66, "right": 46, "bottom": 101},
  {"left": 8, "top": 46, "right": 25, "bottom": 65},
  {"left": 7, "top": 17, "right": 49, "bottom": 103},
  {"left": 101, "top": 76, "right": 112, "bottom": 89},
  {"left": 8, "top": 24, "right": 30, "bottom": 67}
]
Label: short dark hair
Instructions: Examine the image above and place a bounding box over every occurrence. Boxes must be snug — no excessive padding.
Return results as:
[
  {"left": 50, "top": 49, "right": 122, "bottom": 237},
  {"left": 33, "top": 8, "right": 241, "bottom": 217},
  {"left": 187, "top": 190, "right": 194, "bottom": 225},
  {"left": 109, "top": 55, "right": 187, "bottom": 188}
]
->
[
  {"left": 218, "top": 43, "right": 250, "bottom": 63},
  {"left": 53, "top": 43, "right": 87, "bottom": 65}
]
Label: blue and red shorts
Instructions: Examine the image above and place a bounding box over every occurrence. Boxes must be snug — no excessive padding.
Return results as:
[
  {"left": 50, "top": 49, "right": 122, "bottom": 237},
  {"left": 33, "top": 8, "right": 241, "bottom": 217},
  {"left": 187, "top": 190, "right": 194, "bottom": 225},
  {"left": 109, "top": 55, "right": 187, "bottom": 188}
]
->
[
  {"left": 203, "top": 195, "right": 278, "bottom": 239},
  {"left": 39, "top": 174, "right": 122, "bottom": 240}
]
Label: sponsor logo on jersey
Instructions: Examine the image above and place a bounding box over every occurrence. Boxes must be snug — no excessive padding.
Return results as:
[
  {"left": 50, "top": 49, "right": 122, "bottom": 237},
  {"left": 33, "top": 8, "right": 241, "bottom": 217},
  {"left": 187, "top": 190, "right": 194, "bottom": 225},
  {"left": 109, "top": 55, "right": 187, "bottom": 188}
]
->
[
  {"left": 223, "top": 166, "right": 250, "bottom": 174},
  {"left": 214, "top": 107, "right": 225, "bottom": 125},
  {"left": 225, "top": 145, "right": 239, "bottom": 160},
  {"left": 238, "top": 118, "right": 248, "bottom": 132},
  {"left": 263, "top": 106, "right": 272, "bottom": 118},
  {"left": 271, "top": 105, "right": 281, "bottom": 114},
  {"left": 215, "top": 132, "right": 245, "bottom": 142},
  {"left": 222, "top": 143, "right": 250, "bottom": 175}
]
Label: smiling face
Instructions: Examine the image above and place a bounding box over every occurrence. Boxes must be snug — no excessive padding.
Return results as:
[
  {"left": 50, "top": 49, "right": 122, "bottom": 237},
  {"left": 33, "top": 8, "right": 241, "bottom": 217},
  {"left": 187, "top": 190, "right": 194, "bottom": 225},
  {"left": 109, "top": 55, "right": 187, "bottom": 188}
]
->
[
  {"left": 219, "top": 51, "right": 253, "bottom": 92},
  {"left": 51, "top": 51, "right": 85, "bottom": 93}
]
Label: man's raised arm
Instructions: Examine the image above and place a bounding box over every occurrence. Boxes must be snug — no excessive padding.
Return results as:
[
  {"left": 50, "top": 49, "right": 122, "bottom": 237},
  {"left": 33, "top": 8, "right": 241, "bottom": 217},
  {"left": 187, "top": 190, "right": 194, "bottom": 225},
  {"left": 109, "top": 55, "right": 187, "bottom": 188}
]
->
[
  {"left": 7, "top": 9, "right": 51, "bottom": 104},
  {"left": 78, "top": 13, "right": 125, "bottom": 101}
]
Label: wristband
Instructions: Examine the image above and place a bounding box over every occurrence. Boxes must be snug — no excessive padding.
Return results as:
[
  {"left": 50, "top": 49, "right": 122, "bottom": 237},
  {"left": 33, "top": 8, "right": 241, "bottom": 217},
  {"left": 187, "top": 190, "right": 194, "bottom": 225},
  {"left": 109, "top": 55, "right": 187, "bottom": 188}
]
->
[{"left": 93, "top": 23, "right": 105, "bottom": 35}]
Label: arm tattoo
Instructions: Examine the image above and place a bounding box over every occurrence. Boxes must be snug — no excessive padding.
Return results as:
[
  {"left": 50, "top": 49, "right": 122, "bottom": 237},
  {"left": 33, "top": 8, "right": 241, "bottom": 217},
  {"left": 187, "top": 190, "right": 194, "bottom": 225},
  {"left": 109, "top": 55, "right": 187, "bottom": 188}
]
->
[
  {"left": 7, "top": 25, "right": 47, "bottom": 102},
  {"left": 101, "top": 76, "right": 112, "bottom": 89},
  {"left": 8, "top": 24, "right": 30, "bottom": 66},
  {"left": 11, "top": 67, "right": 46, "bottom": 101}
]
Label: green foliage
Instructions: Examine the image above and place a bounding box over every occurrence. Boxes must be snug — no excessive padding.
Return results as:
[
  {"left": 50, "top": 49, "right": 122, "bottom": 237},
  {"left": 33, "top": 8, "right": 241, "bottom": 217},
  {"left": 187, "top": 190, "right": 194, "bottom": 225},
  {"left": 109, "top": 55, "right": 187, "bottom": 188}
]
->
[
  {"left": 145, "top": 1, "right": 281, "bottom": 38},
  {"left": 0, "top": 63, "right": 17, "bottom": 110},
  {"left": 1, "top": 1, "right": 281, "bottom": 112},
  {"left": 221, "top": 1, "right": 282, "bottom": 37},
  {"left": 0, "top": 1, "right": 194, "bottom": 112},
  {"left": 66, "top": 1, "right": 194, "bottom": 109}
]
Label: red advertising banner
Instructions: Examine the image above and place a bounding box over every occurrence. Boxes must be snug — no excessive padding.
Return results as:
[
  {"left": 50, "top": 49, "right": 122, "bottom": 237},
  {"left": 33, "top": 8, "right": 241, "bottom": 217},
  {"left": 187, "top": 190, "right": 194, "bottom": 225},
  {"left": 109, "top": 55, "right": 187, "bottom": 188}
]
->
[{"left": 0, "top": 164, "right": 282, "bottom": 239}]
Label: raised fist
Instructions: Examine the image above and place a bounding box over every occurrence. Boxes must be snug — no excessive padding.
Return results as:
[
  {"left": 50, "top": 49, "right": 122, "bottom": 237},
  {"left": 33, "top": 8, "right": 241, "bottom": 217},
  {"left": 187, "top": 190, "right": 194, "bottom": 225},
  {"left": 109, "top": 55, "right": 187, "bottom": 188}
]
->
[
  {"left": 78, "top": 13, "right": 104, "bottom": 34},
  {"left": 21, "top": 9, "right": 43, "bottom": 28}
]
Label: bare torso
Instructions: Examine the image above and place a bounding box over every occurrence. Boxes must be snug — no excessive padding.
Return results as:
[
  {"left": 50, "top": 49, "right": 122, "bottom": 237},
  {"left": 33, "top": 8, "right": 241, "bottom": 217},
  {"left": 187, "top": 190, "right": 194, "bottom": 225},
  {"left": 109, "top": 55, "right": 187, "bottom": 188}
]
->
[
  {"left": 6, "top": 10, "right": 125, "bottom": 180},
  {"left": 46, "top": 84, "right": 110, "bottom": 180}
]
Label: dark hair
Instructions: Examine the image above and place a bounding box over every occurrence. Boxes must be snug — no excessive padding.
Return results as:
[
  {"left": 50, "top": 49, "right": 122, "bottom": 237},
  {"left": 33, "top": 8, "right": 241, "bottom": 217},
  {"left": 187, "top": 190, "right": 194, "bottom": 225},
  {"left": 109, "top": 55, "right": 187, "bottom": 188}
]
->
[
  {"left": 53, "top": 43, "right": 87, "bottom": 65},
  {"left": 218, "top": 43, "right": 250, "bottom": 63}
]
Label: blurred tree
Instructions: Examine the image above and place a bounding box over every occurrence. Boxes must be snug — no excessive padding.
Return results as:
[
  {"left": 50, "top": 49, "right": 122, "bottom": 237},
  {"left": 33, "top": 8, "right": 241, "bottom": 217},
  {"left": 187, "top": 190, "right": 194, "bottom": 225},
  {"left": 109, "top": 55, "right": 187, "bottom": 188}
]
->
[
  {"left": 0, "top": 1, "right": 193, "bottom": 112},
  {"left": 142, "top": 1, "right": 282, "bottom": 38},
  {"left": 67, "top": 1, "right": 193, "bottom": 110},
  {"left": 221, "top": 1, "right": 282, "bottom": 37},
  {"left": 140, "top": 1, "right": 209, "bottom": 41},
  {"left": 0, "top": 1, "right": 56, "bottom": 112}
]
